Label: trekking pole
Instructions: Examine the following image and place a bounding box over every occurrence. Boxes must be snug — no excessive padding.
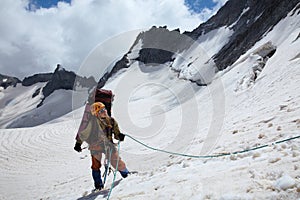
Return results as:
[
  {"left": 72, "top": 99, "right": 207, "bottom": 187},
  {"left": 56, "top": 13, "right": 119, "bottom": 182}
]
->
[
  {"left": 103, "top": 147, "right": 113, "bottom": 185},
  {"left": 107, "top": 141, "right": 120, "bottom": 200}
]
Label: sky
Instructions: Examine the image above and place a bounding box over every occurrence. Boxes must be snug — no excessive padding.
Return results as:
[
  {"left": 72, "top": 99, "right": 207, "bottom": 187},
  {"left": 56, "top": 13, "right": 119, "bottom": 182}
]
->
[{"left": 0, "top": 0, "right": 228, "bottom": 79}]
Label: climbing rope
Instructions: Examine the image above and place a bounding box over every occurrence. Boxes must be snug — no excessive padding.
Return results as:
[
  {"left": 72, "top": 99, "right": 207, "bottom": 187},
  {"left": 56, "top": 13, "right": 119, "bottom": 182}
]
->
[
  {"left": 124, "top": 134, "right": 300, "bottom": 158},
  {"left": 106, "top": 134, "right": 300, "bottom": 199}
]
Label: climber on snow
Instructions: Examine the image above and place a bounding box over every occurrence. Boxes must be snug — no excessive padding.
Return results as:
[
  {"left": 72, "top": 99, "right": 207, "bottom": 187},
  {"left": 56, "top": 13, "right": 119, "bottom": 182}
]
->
[{"left": 74, "top": 102, "right": 129, "bottom": 190}]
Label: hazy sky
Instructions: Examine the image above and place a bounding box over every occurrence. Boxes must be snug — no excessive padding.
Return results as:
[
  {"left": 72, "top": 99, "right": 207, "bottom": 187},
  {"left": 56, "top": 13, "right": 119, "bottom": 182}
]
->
[{"left": 0, "top": 0, "right": 228, "bottom": 79}]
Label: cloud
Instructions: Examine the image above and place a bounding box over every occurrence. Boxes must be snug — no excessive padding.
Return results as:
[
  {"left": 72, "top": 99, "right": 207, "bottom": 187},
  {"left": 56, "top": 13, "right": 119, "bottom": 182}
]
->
[{"left": 0, "top": 0, "right": 227, "bottom": 79}]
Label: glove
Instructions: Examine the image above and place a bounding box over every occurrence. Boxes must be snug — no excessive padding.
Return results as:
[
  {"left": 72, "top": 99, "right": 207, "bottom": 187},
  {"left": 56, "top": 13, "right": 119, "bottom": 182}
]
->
[
  {"left": 118, "top": 133, "right": 125, "bottom": 141},
  {"left": 74, "top": 142, "right": 82, "bottom": 152}
]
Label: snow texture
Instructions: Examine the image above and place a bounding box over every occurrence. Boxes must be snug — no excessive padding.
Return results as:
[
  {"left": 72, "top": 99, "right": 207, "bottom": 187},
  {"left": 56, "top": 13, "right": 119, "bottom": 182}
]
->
[{"left": 172, "top": 26, "right": 233, "bottom": 84}]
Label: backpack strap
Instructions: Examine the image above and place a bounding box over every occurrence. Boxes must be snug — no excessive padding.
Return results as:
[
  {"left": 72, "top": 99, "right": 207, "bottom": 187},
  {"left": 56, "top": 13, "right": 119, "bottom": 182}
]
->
[{"left": 110, "top": 117, "right": 115, "bottom": 135}]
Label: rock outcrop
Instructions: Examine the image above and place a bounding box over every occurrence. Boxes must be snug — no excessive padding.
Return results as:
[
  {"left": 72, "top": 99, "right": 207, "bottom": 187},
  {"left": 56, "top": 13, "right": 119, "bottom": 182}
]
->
[
  {"left": 38, "top": 64, "right": 96, "bottom": 107},
  {"left": 0, "top": 74, "right": 21, "bottom": 89}
]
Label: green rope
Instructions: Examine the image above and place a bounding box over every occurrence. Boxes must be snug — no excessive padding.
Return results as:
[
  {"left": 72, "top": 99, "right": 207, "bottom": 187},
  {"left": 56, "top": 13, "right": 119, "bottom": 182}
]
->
[
  {"left": 106, "top": 134, "right": 300, "bottom": 199},
  {"left": 106, "top": 141, "right": 120, "bottom": 200},
  {"left": 124, "top": 134, "right": 300, "bottom": 158}
]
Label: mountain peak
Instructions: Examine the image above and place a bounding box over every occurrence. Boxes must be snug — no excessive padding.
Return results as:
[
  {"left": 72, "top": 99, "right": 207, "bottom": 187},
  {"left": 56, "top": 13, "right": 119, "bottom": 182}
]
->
[{"left": 54, "top": 64, "right": 66, "bottom": 73}]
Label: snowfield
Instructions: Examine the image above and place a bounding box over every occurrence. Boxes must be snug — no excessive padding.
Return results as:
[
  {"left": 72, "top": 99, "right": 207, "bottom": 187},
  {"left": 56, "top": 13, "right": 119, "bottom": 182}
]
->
[{"left": 0, "top": 7, "right": 300, "bottom": 200}]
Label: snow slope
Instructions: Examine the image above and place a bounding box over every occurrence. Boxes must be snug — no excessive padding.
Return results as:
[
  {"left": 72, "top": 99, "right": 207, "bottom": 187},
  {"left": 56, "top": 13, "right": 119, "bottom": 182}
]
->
[
  {"left": 0, "top": 83, "right": 45, "bottom": 128},
  {"left": 0, "top": 8, "right": 300, "bottom": 200},
  {"left": 171, "top": 26, "right": 233, "bottom": 84},
  {"left": 0, "top": 82, "right": 88, "bottom": 128}
]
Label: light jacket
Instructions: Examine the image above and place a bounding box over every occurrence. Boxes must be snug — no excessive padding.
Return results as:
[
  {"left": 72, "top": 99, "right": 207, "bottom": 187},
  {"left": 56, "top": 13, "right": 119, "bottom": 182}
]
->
[{"left": 77, "top": 116, "right": 123, "bottom": 150}]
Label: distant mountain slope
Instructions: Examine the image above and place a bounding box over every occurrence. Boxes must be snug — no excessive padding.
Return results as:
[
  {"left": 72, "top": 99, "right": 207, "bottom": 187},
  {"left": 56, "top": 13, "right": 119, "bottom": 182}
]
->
[
  {"left": 99, "top": 0, "right": 299, "bottom": 86},
  {"left": 1, "top": 0, "right": 299, "bottom": 130},
  {"left": 0, "top": 65, "right": 96, "bottom": 128},
  {"left": 0, "top": 74, "right": 21, "bottom": 89},
  {"left": 36, "top": 64, "right": 96, "bottom": 107}
]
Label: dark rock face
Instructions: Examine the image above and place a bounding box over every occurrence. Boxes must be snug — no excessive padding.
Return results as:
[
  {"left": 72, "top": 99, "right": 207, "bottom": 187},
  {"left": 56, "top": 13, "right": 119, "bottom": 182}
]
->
[
  {"left": 32, "top": 87, "right": 41, "bottom": 98},
  {"left": 135, "top": 26, "right": 193, "bottom": 64},
  {"left": 0, "top": 74, "right": 21, "bottom": 89},
  {"left": 96, "top": 27, "right": 194, "bottom": 88},
  {"left": 38, "top": 65, "right": 97, "bottom": 107},
  {"left": 97, "top": 55, "right": 130, "bottom": 88},
  {"left": 97, "top": 0, "right": 299, "bottom": 87},
  {"left": 185, "top": 0, "right": 300, "bottom": 70},
  {"left": 22, "top": 73, "right": 52, "bottom": 86},
  {"left": 138, "top": 48, "right": 174, "bottom": 64},
  {"left": 41, "top": 65, "right": 77, "bottom": 98},
  {"left": 137, "top": 0, "right": 300, "bottom": 71}
]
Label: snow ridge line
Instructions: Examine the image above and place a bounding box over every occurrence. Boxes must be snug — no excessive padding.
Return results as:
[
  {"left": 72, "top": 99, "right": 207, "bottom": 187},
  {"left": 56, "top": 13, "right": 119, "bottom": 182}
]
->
[{"left": 124, "top": 134, "right": 300, "bottom": 158}]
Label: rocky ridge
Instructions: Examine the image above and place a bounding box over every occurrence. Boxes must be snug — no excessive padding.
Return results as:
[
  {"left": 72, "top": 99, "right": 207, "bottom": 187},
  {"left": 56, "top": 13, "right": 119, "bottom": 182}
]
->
[{"left": 97, "top": 0, "right": 300, "bottom": 87}]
